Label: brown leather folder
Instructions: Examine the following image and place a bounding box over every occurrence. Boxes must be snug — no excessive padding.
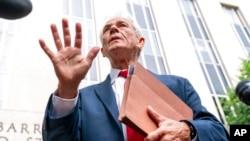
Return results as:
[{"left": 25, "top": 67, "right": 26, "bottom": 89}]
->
[{"left": 118, "top": 62, "right": 193, "bottom": 136}]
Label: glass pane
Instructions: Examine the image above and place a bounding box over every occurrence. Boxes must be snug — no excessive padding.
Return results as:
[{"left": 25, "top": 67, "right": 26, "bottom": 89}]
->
[
  {"left": 183, "top": 15, "right": 192, "bottom": 37},
  {"left": 151, "top": 32, "right": 160, "bottom": 55},
  {"left": 87, "top": 21, "right": 94, "bottom": 45},
  {"left": 145, "top": 55, "right": 158, "bottom": 73},
  {"left": 63, "top": 0, "right": 69, "bottom": 14},
  {"left": 158, "top": 57, "right": 167, "bottom": 74},
  {"left": 200, "top": 51, "right": 211, "bottom": 63},
  {"left": 234, "top": 24, "right": 250, "bottom": 47},
  {"left": 181, "top": 0, "right": 193, "bottom": 16},
  {"left": 206, "top": 64, "right": 224, "bottom": 94},
  {"left": 192, "top": 40, "right": 202, "bottom": 62},
  {"left": 85, "top": 0, "right": 92, "bottom": 19},
  {"left": 142, "top": 30, "right": 152, "bottom": 54},
  {"left": 207, "top": 42, "right": 219, "bottom": 63},
  {"left": 246, "top": 47, "right": 250, "bottom": 52},
  {"left": 196, "top": 40, "right": 211, "bottom": 62},
  {"left": 187, "top": 15, "right": 202, "bottom": 39},
  {"left": 217, "top": 66, "right": 229, "bottom": 91},
  {"left": 198, "top": 18, "right": 209, "bottom": 40},
  {"left": 145, "top": 7, "right": 154, "bottom": 30},
  {"left": 133, "top": 4, "right": 147, "bottom": 28},
  {"left": 126, "top": 3, "right": 132, "bottom": 14},
  {"left": 89, "top": 59, "right": 98, "bottom": 81},
  {"left": 244, "top": 26, "right": 250, "bottom": 40},
  {"left": 197, "top": 40, "right": 218, "bottom": 64},
  {"left": 200, "top": 63, "right": 213, "bottom": 93},
  {"left": 225, "top": 8, "right": 241, "bottom": 24},
  {"left": 72, "top": 0, "right": 83, "bottom": 17}
]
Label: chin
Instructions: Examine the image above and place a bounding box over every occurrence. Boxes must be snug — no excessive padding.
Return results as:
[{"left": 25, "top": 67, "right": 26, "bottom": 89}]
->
[{"left": 109, "top": 44, "right": 126, "bottom": 50}]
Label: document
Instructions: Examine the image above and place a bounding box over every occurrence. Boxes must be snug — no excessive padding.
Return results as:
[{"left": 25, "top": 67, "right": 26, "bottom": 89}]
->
[{"left": 119, "top": 62, "right": 193, "bottom": 136}]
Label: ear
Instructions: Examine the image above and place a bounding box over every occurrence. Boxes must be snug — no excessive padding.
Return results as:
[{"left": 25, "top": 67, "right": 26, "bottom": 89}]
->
[
  {"left": 137, "top": 37, "right": 145, "bottom": 49},
  {"left": 101, "top": 47, "right": 106, "bottom": 57}
]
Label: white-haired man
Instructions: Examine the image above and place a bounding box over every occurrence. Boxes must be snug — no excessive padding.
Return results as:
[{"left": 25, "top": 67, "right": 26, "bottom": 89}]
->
[{"left": 39, "top": 12, "right": 229, "bottom": 141}]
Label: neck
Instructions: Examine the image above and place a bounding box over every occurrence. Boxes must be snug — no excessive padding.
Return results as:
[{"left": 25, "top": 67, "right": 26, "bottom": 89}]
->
[{"left": 110, "top": 60, "right": 137, "bottom": 70}]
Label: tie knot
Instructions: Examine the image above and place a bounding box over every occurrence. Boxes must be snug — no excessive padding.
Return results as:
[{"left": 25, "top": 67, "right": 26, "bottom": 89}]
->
[{"left": 118, "top": 69, "right": 128, "bottom": 78}]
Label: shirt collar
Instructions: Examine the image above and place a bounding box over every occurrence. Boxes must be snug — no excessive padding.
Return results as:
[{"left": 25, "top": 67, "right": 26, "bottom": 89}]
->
[{"left": 110, "top": 68, "right": 121, "bottom": 84}]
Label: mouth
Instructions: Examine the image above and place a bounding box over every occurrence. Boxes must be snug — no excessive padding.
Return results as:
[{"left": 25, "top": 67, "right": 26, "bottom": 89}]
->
[{"left": 108, "top": 36, "right": 122, "bottom": 44}]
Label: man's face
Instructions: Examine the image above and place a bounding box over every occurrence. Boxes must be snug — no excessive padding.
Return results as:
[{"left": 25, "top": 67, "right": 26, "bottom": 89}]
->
[{"left": 101, "top": 17, "right": 144, "bottom": 61}]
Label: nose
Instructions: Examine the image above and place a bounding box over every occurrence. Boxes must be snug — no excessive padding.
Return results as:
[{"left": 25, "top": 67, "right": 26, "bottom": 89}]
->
[{"left": 110, "top": 25, "right": 119, "bottom": 34}]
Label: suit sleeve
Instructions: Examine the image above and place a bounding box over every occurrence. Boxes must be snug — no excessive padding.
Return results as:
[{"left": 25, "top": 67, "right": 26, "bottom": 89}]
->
[
  {"left": 182, "top": 78, "right": 230, "bottom": 141},
  {"left": 42, "top": 94, "right": 81, "bottom": 141}
]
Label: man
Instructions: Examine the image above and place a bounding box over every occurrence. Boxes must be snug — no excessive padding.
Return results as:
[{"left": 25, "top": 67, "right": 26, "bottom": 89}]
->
[{"left": 39, "top": 12, "right": 229, "bottom": 141}]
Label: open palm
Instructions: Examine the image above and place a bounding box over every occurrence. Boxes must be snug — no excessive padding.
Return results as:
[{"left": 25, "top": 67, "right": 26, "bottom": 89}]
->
[{"left": 39, "top": 18, "right": 99, "bottom": 98}]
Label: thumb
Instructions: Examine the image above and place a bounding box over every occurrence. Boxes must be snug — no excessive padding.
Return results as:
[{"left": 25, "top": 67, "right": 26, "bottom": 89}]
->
[
  {"left": 147, "top": 105, "right": 165, "bottom": 126},
  {"left": 86, "top": 47, "right": 100, "bottom": 62}
]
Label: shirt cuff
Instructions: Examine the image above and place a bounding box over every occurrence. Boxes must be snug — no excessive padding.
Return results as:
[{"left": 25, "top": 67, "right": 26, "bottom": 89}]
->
[{"left": 52, "top": 91, "right": 79, "bottom": 118}]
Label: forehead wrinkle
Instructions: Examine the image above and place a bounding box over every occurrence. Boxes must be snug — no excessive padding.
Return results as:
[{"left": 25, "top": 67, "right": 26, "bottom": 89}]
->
[
  {"left": 100, "top": 13, "right": 142, "bottom": 44},
  {"left": 105, "top": 18, "right": 133, "bottom": 30}
]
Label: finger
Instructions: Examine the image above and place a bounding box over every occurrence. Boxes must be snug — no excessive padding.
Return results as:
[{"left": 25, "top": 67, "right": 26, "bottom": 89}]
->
[
  {"left": 62, "top": 18, "right": 71, "bottom": 47},
  {"left": 38, "top": 39, "right": 55, "bottom": 60},
  {"left": 74, "top": 22, "right": 82, "bottom": 49},
  {"left": 147, "top": 105, "right": 165, "bottom": 126},
  {"left": 144, "top": 127, "right": 164, "bottom": 141},
  {"left": 50, "top": 24, "right": 63, "bottom": 51},
  {"left": 85, "top": 47, "right": 100, "bottom": 63}
]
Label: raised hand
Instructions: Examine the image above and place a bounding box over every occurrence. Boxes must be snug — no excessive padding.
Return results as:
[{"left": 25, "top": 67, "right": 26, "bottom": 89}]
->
[
  {"left": 145, "top": 106, "right": 191, "bottom": 141},
  {"left": 39, "top": 18, "right": 100, "bottom": 99}
]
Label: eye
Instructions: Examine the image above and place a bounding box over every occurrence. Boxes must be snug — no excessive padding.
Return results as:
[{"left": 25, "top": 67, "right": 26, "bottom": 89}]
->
[
  {"left": 118, "top": 22, "right": 128, "bottom": 28},
  {"left": 103, "top": 26, "right": 110, "bottom": 33},
  {"left": 120, "top": 23, "right": 127, "bottom": 26}
]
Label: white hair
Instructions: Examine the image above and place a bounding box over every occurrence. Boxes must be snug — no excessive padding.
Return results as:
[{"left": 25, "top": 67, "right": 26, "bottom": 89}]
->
[{"left": 99, "top": 11, "right": 142, "bottom": 45}]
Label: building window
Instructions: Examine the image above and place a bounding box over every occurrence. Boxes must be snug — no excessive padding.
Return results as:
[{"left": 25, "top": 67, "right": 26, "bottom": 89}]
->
[
  {"left": 63, "top": 0, "right": 99, "bottom": 87},
  {"left": 126, "top": 0, "right": 168, "bottom": 74},
  {"left": 178, "top": 0, "right": 230, "bottom": 124},
  {"left": 222, "top": 5, "right": 250, "bottom": 53}
]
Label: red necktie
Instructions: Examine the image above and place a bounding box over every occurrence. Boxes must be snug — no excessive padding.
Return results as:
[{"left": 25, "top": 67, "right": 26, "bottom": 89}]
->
[{"left": 118, "top": 70, "right": 145, "bottom": 141}]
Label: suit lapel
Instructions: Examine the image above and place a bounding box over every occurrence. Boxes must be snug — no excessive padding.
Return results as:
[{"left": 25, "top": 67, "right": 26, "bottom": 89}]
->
[{"left": 94, "top": 76, "right": 122, "bottom": 130}]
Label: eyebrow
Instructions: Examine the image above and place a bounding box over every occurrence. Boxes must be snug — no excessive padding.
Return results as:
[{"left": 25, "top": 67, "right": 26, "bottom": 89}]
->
[
  {"left": 103, "top": 24, "right": 111, "bottom": 33},
  {"left": 102, "top": 19, "right": 130, "bottom": 32}
]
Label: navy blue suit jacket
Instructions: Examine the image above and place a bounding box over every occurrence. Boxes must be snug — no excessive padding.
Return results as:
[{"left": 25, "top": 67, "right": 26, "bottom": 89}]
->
[{"left": 42, "top": 74, "right": 229, "bottom": 141}]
